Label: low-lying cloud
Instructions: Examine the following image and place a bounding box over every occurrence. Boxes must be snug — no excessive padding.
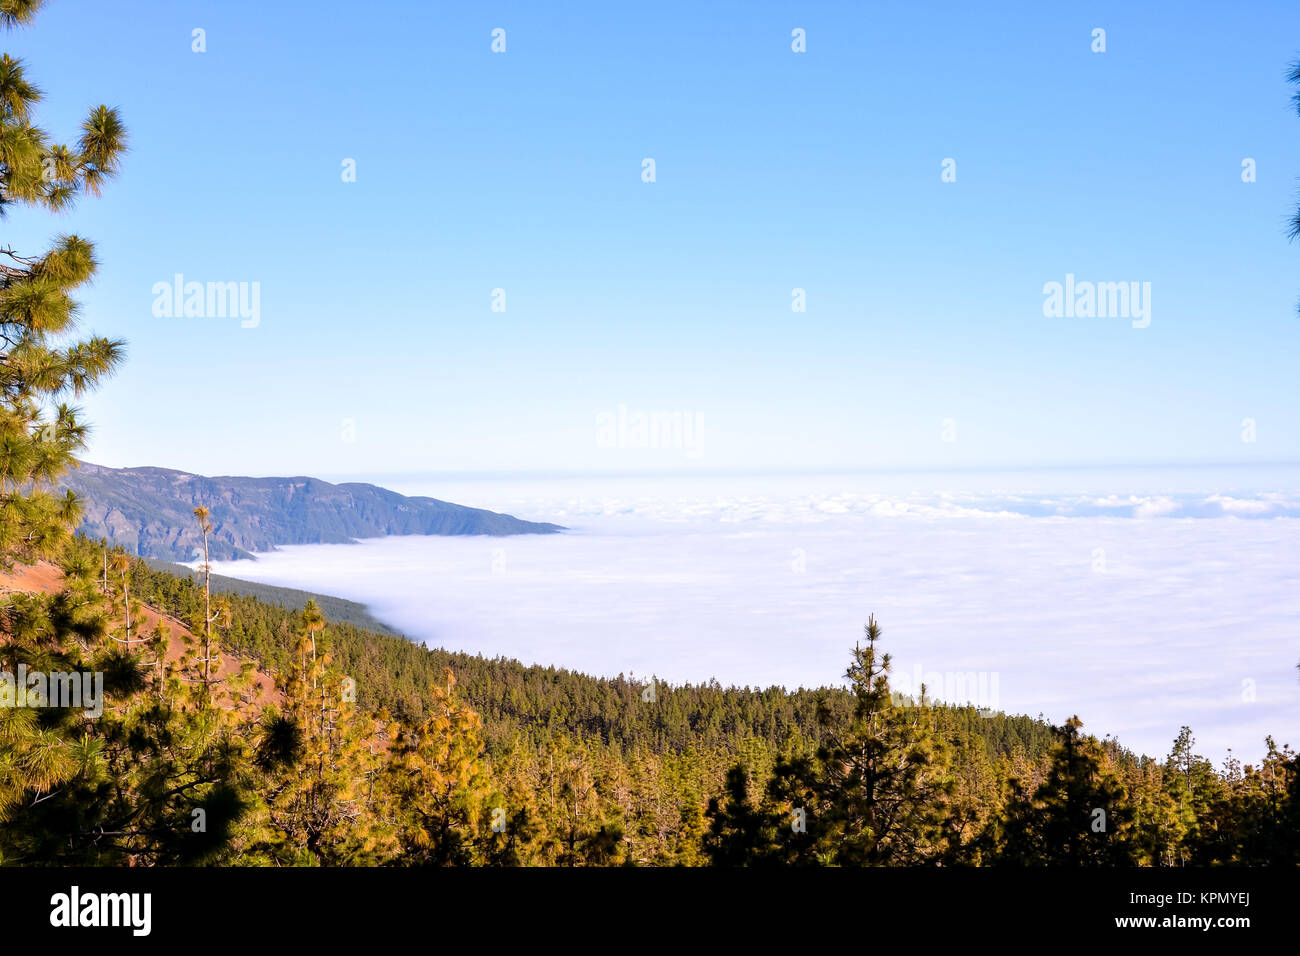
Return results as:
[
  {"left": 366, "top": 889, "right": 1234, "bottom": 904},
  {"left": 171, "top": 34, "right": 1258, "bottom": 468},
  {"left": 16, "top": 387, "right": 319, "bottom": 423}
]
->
[{"left": 210, "top": 484, "right": 1300, "bottom": 763}]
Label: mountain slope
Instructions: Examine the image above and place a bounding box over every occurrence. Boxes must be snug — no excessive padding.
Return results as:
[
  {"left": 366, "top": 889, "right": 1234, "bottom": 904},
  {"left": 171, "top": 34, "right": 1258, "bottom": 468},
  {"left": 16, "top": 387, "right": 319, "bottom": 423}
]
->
[
  {"left": 141, "top": 558, "right": 401, "bottom": 634},
  {"left": 62, "top": 461, "right": 563, "bottom": 561},
  {"left": 0, "top": 559, "right": 283, "bottom": 707}
]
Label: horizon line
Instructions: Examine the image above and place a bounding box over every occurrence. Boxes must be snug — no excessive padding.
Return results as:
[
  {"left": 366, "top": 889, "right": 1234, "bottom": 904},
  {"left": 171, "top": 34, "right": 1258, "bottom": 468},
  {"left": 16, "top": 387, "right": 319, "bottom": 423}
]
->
[{"left": 77, "top": 458, "right": 1300, "bottom": 484}]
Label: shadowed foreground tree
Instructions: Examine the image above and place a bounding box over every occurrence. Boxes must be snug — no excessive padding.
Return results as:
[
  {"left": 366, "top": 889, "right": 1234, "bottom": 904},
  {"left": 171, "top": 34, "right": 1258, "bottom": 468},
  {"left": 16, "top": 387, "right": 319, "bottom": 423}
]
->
[
  {"left": 0, "top": 8, "right": 125, "bottom": 566},
  {"left": 0, "top": 0, "right": 254, "bottom": 869},
  {"left": 986, "top": 716, "right": 1139, "bottom": 865},
  {"left": 0, "top": 0, "right": 127, "bottom": 848},
  {"left": 703, "top": 764, "right": 787, "bottom": 865},
  {"left": 1191, "top": 737, "right": 1299, "bottom": 865}
]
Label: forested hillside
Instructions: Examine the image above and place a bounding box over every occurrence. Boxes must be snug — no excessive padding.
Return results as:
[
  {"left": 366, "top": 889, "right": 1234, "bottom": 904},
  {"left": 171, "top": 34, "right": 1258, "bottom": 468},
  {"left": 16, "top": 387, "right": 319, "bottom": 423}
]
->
[
  {"left": 142, "top": 557, "right": 399, "bottom": 635},
  {"left": 122, "top": 538, "right": 1058, "bottom": 756},
  {"left": 0, "top": 536, "right": 1292, "bottom": 866}
]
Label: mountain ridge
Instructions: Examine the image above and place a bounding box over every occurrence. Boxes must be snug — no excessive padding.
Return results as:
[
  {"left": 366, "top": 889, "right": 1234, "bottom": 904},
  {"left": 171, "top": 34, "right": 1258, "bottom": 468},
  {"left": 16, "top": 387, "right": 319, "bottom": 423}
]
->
[{"left": 61, "top": 461, "right": 564, "bottom": 561}]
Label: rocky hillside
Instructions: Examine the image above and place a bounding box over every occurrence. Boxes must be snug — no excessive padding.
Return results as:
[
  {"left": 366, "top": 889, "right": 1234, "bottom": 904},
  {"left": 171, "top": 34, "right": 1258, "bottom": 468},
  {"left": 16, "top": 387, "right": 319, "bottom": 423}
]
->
[{"left": 62, "top": 461, "right": 564, "bottom": 561}]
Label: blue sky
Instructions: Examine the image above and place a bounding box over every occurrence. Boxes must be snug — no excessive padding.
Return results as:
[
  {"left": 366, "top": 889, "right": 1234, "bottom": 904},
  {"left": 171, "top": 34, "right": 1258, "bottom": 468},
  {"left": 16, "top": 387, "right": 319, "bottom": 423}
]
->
[{"left": 5, "top": 0, "right": 1299, "bottom": 478}]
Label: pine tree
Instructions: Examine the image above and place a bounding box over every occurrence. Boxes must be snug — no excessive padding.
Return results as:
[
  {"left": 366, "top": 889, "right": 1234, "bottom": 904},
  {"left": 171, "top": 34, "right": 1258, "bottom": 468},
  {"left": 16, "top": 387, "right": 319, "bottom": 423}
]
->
[
  {"left": 187, "top": 507, "right": 224, "bottom": 706},
  {"left": 0, "top": 10, "right": 124, "bottom": 568},
  {"left": 254, "top": 608, "right": 386, "bottom": 864},
  {"left": 703, "top": 763, "right": 786, "bottom": 865},
  {"left": 811, "top": 617, "right": 952, "bottom": 864},
  {"left": 0, "top": 0, "right": 125, "bottom": 848},
  {"left": 1161, "top": 726, "right": 1222, "bottom": 864},
  {"left": 990, "top": 716, "right": 1138, "bottom": 865},
  {"left": 1203, "top": 736, "right": 1298, "bottom": 864},
  {"left": 379, "top": 667, "right": 492, "bottom": 865},
  {"left": 301, "top": 598, "right": 324, "bottom": 688},
  {"left": 107, "top": 551, "right": 147, "bottom": 649},
  {"left": 761, "top": 618, "right": 951, "bottom": 865},
  {"left": 707, "top": 618, "right": 951, "bottom": 866}
]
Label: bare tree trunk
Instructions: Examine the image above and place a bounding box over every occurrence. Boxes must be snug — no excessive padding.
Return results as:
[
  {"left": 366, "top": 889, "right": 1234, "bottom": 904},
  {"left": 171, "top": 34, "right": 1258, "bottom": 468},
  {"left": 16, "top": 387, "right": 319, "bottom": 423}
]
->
[{"left": 202, "top": 527, "right": 212, "bottom": 703}]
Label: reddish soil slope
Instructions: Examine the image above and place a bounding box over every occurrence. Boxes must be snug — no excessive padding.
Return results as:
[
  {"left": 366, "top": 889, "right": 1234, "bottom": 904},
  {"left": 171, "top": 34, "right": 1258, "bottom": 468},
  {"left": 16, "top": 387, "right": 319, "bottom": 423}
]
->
[{"left": 0, "top": 560, "right": 283, "bottom": 706}]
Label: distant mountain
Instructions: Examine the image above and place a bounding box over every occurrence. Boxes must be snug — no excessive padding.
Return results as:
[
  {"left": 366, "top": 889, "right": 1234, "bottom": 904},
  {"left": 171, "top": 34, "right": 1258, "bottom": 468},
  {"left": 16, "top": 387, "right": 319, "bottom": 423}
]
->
[{"left": 62, "top": 461, "right": 564, "bottom": 561}]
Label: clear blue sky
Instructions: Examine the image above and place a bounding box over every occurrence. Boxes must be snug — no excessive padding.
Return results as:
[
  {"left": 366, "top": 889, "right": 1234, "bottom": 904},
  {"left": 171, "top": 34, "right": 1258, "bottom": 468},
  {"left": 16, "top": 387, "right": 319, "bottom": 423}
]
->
[{"left": 6, "top": 0, "right": 1299, "bottom": 478}]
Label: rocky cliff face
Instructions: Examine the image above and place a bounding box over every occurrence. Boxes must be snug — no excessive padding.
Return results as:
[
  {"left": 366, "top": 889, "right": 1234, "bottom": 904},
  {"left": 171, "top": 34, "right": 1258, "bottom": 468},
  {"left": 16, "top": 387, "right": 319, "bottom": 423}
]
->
[{"left": 62, "top": 462, "right": 563, "bottom": 561}]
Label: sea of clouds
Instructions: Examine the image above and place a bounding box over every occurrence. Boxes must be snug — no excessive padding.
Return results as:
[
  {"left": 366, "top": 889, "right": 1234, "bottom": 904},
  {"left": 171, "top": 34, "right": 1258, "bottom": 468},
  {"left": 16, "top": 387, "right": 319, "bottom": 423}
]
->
[{"left": 208, "top": 468, "right": 1300, "bottom": 763}]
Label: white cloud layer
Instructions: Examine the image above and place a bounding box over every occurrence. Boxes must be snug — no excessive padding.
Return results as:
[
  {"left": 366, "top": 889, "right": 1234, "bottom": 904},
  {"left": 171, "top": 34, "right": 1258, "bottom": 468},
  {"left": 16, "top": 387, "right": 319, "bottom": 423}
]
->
[{"left": 209, "top": 476, "right": 1300, "bottom": 763}]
